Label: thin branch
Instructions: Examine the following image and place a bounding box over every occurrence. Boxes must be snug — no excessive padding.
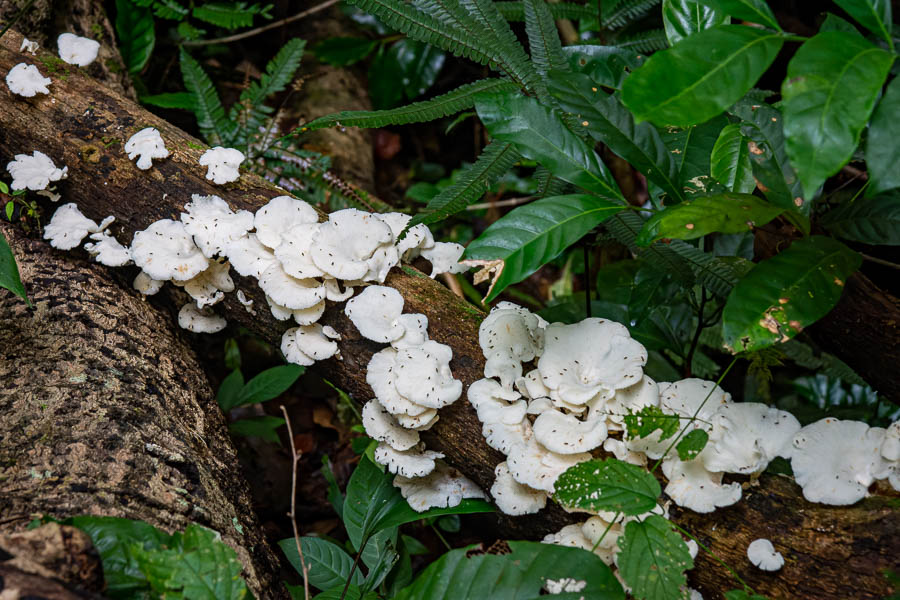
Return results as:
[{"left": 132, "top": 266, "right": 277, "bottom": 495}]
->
[
  {"left": 183, "top": 0, "right": 341, "bottom": 47},
  {"left": 340, "top": 537, "right": 368, "bottom": 600},
  {"left": 465, "top": 195, "right": 535, "bottom": 211},
  {"left": 684, "top": 288, "right": 708, "bottom": 377},
  {"left": 861, "top": 252, "right": 900, "bottom": 271},
  {"left": 281, "top": 405, "right": 310, "bottom": 600}
]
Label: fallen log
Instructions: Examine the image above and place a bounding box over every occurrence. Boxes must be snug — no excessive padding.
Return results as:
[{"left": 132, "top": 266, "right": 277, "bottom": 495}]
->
[{"left": 0, "top": 30, "right": 897, "bottom": 598}]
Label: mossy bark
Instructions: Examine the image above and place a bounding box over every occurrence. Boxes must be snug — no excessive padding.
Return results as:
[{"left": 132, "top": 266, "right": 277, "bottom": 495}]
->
[{"left": 0, "top": 31, "right": 898, "bottom": 599}]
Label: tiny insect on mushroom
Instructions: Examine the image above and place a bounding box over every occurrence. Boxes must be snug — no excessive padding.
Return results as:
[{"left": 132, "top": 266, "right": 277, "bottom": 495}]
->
[
  {"left": 362, "top": 399, "right": 421, "bottom": 451},
  {"left": 57, "top": 33, "right": 100, "bottom": 66},
  {"left": 281, "top": 323, "right": 339, "bottom": 366},
  {"left": 5, "top": 63, "right": 51, "bottom": 97},
  {"left": 124, "top": 128, "right": 169, "bottom": 170}
]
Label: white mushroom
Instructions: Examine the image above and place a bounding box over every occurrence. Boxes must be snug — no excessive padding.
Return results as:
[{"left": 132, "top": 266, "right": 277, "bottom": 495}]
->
[
  {"left": 310, "top": 208, "right": 394, "bottom": 280},
  {"left": 602, "top": 438, "right": 648, "bottom": 467},
  {"left": 396, "top": 409, "right": 440, "bottom": 431},
  {"left": 392, "top": 340, "right": 462, "bottom": 409},
  {"left": 468, "top": 378, "right": 528, "bottom": 426},
  {"left": 362, "top": 399, "right": 420, "bottom": 451},
  {"left": 391, "top": 313, "right": 429, "bottom": 349},
  {"left": 5, "top": 63, "right": 51, "bottom": 97},
  {"left": 490, "top": 462, "right": 547, "bottom": 515},
  {"left": 198, "top": 146, "right": 245, "bottom": 184},
  {"left": 701, "top": 403, "right": 800, "bottom": 475},
  {"left": 281, "top": 324, "right": 339, "bottom": 366},
  {"left": 258, "top": 263, "right": 325, "bottom": 310},
  {"left": 133, "top": 271, "right": 163, "bottom": 295},
  {"left": 124, "top": 128, "right": 169, "bottom": 170},
  {"left": 181, "top": 194, "right": 254, "bottom": 259},
  {"left": 373, "top": 442, "right": 443, "bottom": 477},
  {"left": 7, "top": 150, "right": 67, "bottom": 191},
  {"left": 378, "top": 212, "right": 434, "bottom": 259},
  {"left": 131, "top": 219, "right": 209, "bottom": 282},
  {"left": 344, "top": 285, "right": 405, "bottom": 343},
  {"left": 532, "top": 409, "right": 609, "bottom": 454},
  {"left": 661, "top": 456, "right": 742, "bottom": 513},
  {"left": 420, "top": 241, "right": 468, "bottom": 277},
  {"left": 590, "top": 375, "right": 659, "bottom": 431},
  {"left": 84, "top": 230, "right": 131, "bottom": 266},
  {"left": 225, "top": 234, "right": 278, "bottom": 278},
  {"left": 19, "top": 38, "right": 39, "bottom": 54},
  {"left": 274, "top": 223, "right": 325, "bottom": 279},
  {"left": 479, "top": 302, "right": 545, "bottom": 393},
  {"left": 175, "top": 258, "right": 234, "bottom": 308},
  {"left": 254, "top": 195, "right": 319, "bottom": 249},
  {"left": 265, "top": 295, "right": 325, "bottom": 326},
  {"left": 57, "top": 33, "right": 100, "bottom": 66},
  {"left": 42, "top": 203, "right": 100, "bottom": 250},
  {"left": 177, "top": 303, "right": 226, "bottom": 333},
  {"left": 393, "top": 462, "right": 485, "bottom": 512},
  {"left": 881, "top": 421, "right": 900, "bottom": 462},
  {"left": 323, "top": 278, "right": 354, "bottom": 302},
  {"left": 747, "top": 538, "right": 784, "bottom": 571},
  {"left": 366, "top": 348, "right": 434, "bottom": 417},
  {"left": 483, "top": 419, "right": 532, "bottom": 455},
  {"left": 506, "top": 436, "right": 591, "bottom": 493},
  {"left": 542, "top": 524, "right": 593, "bottom": 551}
]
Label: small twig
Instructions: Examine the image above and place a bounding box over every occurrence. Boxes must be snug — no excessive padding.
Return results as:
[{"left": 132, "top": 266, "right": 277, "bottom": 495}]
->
[
  {"left": 183, "top": 0, "right": 341, "bottom": 47},
  {"left": 281, "top": 405, "right": 310, "bottom": 600},
  {"left": 860, "top": 253, "right": 900, "bottom": 271},
  {"left": 441, "top": 272, "right": 465, "bottom": 299},
  {"left": 340, "top": 538, "right": 368, "bottom": 600},
  {"left": 465, "top": 195, "right": 534, "bottom": 211},
  {"left": 431, "top": 522, "right": 452, "bottom": 551}
]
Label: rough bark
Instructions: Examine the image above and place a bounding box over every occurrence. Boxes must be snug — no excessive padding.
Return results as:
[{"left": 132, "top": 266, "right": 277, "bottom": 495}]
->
[
  {"left": 0, "top": 31, "right": 898, "bottom": 599},
  {"left": 0, "top": 224, "right": 286, "bottom": 599}
]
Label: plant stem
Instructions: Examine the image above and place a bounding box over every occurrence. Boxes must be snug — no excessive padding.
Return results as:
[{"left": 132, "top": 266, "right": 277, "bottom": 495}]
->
[
  {"left": 431, "top": 522, "right": 452, "bottom": 551},
  {"left": 184, "top": 0, "right": 341, "bottom": 46},
  {"left": 340, "top": 537, "right": 368, "bottom": 600},
  {"left": 860, "top": 253, "right": 900, "bottom": 271},
  {"left": 669, "top": 521, "right": 757, "bottom": 595},
  {"left": 281, "top": 405, "right": 310, "bottom": 600},
  {"left": 684, "top": 288, "right": 708, "bottom": 377},
  {"left": 584, "top": 242, "right": 592, "bottom": 319}
]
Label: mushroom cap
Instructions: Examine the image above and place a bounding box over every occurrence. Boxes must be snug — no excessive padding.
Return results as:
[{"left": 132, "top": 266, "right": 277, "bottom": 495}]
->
[
  {"left": 379, "top": 212, "right": 434, "bottom": 259},
  {"left": 177, "top": 303, "right": 226, "bottom": 333},
  {"left": 532, "top": 409, "right": 609, "bottom": 454},
  {"left": 274, "top": 223, "right": 325, "bottom": 279},
  {"left": 468, "top": 378, "right": 528, "bottom": 425},
  {"left": 660, "top": 378, "right": 731, "bottom": 422},
  {"left": 133, "top": 271, "right": 163, "bottom": 295},
  {"left": 483, "top": 419, "right": 532, "bottom": 455},
  {"left": 374, "top": 442, "right": 443, "bottom": 478},
  {"left": 591, "top": 375, "right": 659, "bottom": 430},
  {"left": 420, "top": 241, "right": 467, "bottom": 277},
  {"left": 362, "top": 399, "right": 420, "bottom": 451},
  {"left": 43, "top": 203, "right": 99, "bottom": 250},
  {"left": 57, "top": 33, "right": 100, "bottom": 66},
  {"left": 518, "top": 368, "right": 552, "bottom": 401},
  {"left": 281, "top": 324, "right": 339, "bottom": 366},
  {"left": 345, "top": 285, "right": 405, "bottom": 343},
  {"left": 746, "top": 538, "right": 784, "bottom": 571},
  {"left": 258, "top": 263, "right": 325, "bottom": 310},
  {"left": 175, "top": 258, "right": 234, "bottom": 308},
  {"left": 490, "top": 462, "right": 547, "bottom": 515},
  {"left": 362, "top": 244, "right": 401, "bottom": 283},
  {"left": 393, "top": 340, "right": 462, "bottom": 409},
  {"left": 391, "top": 313, "right": 429, "bottom": 349},
  {"left": 7, "top": 150, "right": 67, "bottom": 190},
  {"left": 254, "top": 195, "right": 319, "bottom": 249},
  {"left": 479, "top": 302, "right": 545, "bottom": 364},
  {"left": 702, "top": 402, "right": 801, "bottom": 475},
  {"left": 181, "top": 194, "right": 254, "bottom": 259},
  {"left": 310, "top": 209, "right": 394, "bottom": 280},
  {"left": 661, "top": 457, "right": 742, "bottom": 513},
  {"left": 124, "top": 127, "right": 169, "bottom": 170},
  {"left": 20, "top": 38, "right": 39, "bottom": 54},
  {"left": 84, "top": 230, "right": 131, "bottom": 266},
  {"left": 542, "top": 523, "right": 593, "bottom": 551},
  {"left": 602, "top": 438, "right": 648, "bottom": 467},
  {"left": 131, "top": 219, "right": 209, "bottom": 282},
  {"left": 323, "top": 278, "right": 354, "bottom": 302},
  {"left": 393, "top": 462, "right": 485, "bottom": 512},
  {"left": 198, "top": 146, "right": 245, "bottom": 184},
  {"left": 882, "top": 421, "right": 900, "bottom": 462},
  {"left": 225, "top": 234, "right": 278, "bottom": 279},
  {"left": 396, "top": 409, "right": 439, "bottom": 431},
  {"left": 5, "top": 63, "right": 51, "bottom": 97},
  {"left": 506, "top": 436, "right": 591, "bottom": 492},
  {"left": 538, "top": 318, "right": 647, "bottom": 405},
  {"left": 790, "top": 418, "right": 887, "bottom": 505},
  {"left": 366, "top": 348, "right": 432, "bottom": 417}
]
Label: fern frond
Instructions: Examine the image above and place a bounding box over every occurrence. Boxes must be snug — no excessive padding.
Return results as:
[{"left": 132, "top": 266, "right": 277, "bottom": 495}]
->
[
  {"left": 299, "top": 78, "right": 519, "bottom": 132},
  {"left": 523, "top": 0, "right": 567, "bottom": 74},
  {"left": 410, "top": 141, "right": 522, "bottom": 226},
  {"left": 411, "top": 0, "right": 462, "bottom": 25},
  {"left": 192, "top": 2, "right": 271, "bottom": 29},
  {"left": 495, "top": 2, "right": 596, "bottom": 21},
  {"left": 667, "top": 240, "right": 740, "bottom": 298},
  {"left": 780, "top": 341, "right": 868, "bottom": 387},
  {"left": 610, "top": 28, "right": 668, "bottom": 53},
  {"left": 151, "top": 0, "right": 189, "bottom": 19},
  {"left": 602, "top": 0, "right": 660, "bottom": 29},
  {"left": 179, "top": 48, "right": 235, "bottom": 145},
  {"left": 535, "top": 166, "right": 571, "bottom": 197},
  {"left": 605, "top": 211, "right": 697, "bottom": 287},
  {"left": 242, "top": 38, "right": 306, "bottom": 110}
]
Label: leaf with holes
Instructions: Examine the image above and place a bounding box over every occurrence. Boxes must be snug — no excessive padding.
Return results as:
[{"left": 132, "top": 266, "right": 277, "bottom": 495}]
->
[
  {"left": 617, "top": 515, "right": 694, "bottom": 600},
  {"left": 820, "top": 190, "right": 900, "bottom": 245},
  {"left": 676, "top": 429, "right": 709, "bottom": 461},
  {"left": 636, "top": 193, "right": 783, "bottom": 246},
  {"left": 463, "top": 195, "right": 624, "bottom": 302},
  {"left": 710, "top": 123, "right": 755, "bottom": 193},
  {"left": 662, "top": 0, "right": 729, "bottom": 45},
  {"left": 554, "top": 459, "right": 661, "bottom": 516},
  {"left": 624, "top": 406, "right": 681, "bottom": 442},
  {"left": 722, "top": 236, "right": 862, "bottom": 353}
]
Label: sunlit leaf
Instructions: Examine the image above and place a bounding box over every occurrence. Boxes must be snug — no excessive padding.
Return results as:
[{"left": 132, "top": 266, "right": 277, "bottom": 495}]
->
[{"left": 662, "top": 0, "right": 729, "bottom": 45}]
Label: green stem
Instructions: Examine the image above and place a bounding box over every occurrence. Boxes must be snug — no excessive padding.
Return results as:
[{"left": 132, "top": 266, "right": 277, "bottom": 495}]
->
[{"left": 670, "top": 521, "right": 757, "bottom": 595}]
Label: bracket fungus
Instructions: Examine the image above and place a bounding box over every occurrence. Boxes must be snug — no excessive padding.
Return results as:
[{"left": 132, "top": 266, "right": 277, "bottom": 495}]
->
[
  {"left": 490, "top": 462, "right": 547, "bottom": 515},
  {"left": 394, "top": 462, "right": 485, "bottom": 512},
  {"left": 373, "top": 443, "right": 444, "bottom": 478},
  {"left": 124, "top": 128, "right": 169, "bottom": 170},
  {"left": 7, "top": 150, "right": 67, "bottom": 191},
  {"left": 281, "top": 324, "right": 339, "bottom": 367},
  {"left": 254, "top": 195, "right": 319, "bottom": 249},
  {"left": 131, "top": 219, "right": 209, "bottom": 282},
  {"left": 746, "top": 538, "right": 784, "bottom": 571},
  {"left": 345, "top": 285, "right": 406, "bottom": 343},
  {"left": 5, "top": 63, "right": 51, "bottom": 97},
  {"left": 199, "top": 146, "right": 245, "bottom": 184},
  {"left": 57, "top": 33, "right": 100, "bottom": 66},
  {"left": 181, "top": 194, "right": 254, "bottom": 258},
  {"left": 43, "top": 203, "right": 108, "bottom": 250},
  {"left": 177, "top": 303, "right": 226, "bottom": 333},
  {"left": 84, "top": 230, "right": 131, "bottom": 267}
]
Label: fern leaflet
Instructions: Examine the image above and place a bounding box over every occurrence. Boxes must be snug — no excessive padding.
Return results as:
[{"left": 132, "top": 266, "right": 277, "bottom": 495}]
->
[
  {"left": 605, "top": 211, "right": 696, "bottom": 286},
  {"left": 179, "top": 48, "right": 235, "bottom": 145},
  {"left": 298, "top": 78, "right": 518, "bottom": 132},
  {"left": 524, "top": 0, "right": 568, "bottom": 74},
  {"left": 495, "top": 2, "right": 596, "bottom": 21},
  {"left": 667, "top": 240, "right": 740, "bottom": 298},
  {"left": 602, "top": 0, "right": 660, "bottom": 29},
  {"left": 242, "top": 38, "right": 305, "bottom": 109},
  {"left": 192, "top": 2, "right": 272, "bottom": 29},
  {"left": 610, "top": 28, "right": 668, "bottom": 53}
]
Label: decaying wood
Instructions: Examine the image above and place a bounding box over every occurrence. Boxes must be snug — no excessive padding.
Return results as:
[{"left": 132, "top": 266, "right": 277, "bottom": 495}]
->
[
  {"left": 0, "top": 224, "right": 287, "bottom": 599},
  {"left": 0, "top": 31, "right": 897, "bottom": 598}
]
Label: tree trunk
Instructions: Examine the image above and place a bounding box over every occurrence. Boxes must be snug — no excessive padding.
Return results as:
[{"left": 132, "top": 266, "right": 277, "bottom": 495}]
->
[{"left": 0, "top": 31, "right": 897, "bottom": 599}]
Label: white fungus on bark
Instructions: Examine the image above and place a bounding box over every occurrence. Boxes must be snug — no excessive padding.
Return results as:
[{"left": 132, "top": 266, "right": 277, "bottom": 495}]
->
[
  {"left": 373, "top": 442, "right": 443, "bottom": 478},
  {"left": 181, "top": 194, "right": 254, "bottom": 258},
  {"left": 345, "top": 285, "right": 406, "bottom": 343},
  {"left": 177, "top": 303, "right": 226, "bottom": 333},
  {"left": 124, "top": 128, "right": 169, "bottom": 170},
  {"left": 281, "top": 324, "right": 339, "bottom": 366},
  {"left": 747, "top": 538, "right": 784, "bottom": 571},
  {"left": 43, "top": 203, "right": 102, "bottom": 250},
  {"left": 6, "top": 150, "right": 67, "bottom": 191},
  {"left": 310, "top": 208, "right": 395, "bottom": 280},
  {"left": 199, "top": 146, "right": 245, "bottom": 184},
  {"left": 130, "top": 219, "right": 209, "bottom": 282},
  {"left": 19, "top": 38, "right": 39, "bottom": 54},
  {"left": 57, "top": 33, "right": 100, "bottom": 66},
  {"left": 393, "top": 462, "right": 485, "bottom": 512},
  {"left": 254, "top": 195, "right": 319, "bottom": 249},
  {"left": 84, "top": 230, "right": 131, "bottom": 266},
  {"left": 5, "top": 63, "right": 51, "bottom": 97},
  {"left": 490, "top": 462, "right": 547, "bottom": 515},
  {"left": 362, "top": 399, "right": 421, "bottom": 451}
]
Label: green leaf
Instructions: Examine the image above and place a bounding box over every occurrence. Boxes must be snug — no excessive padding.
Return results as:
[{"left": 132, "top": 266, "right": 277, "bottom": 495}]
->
[
  {"left": 179, "top": 48, "right": 233, "bottom": 144},
  {"left": 782, "top": 32, "right": 894, "bottom": 200},
  {"left": 554, "top": 458, "right": 662, "bottom": 515},
  {"left": 661, "top": 114, "right": 728, "bottom": 189},
  {"left": 562, "top": 45, "right": 645, "bottom": 90},
  {"left": 301, "top": 79, "right": 518, "bottom": 132},
  {"left": 819, "top": 12, "right": 863, "bottom": 35},
  {"left": 710, "top": 123, "right": 755, "bottom": 193},
  {"left": 140, "top": 91, "right": 197, "bottom": 110},
  {"left": 832, "top": 0, "right": 893, "bottom": 49},
  {"left": 392, "top": 541, "right": 624, "bottom": 600},
  {"left": 314, "top": 37, "right": 377, "bottom": 66},
  {"left": 375, "top": 499, "right": 493, "bottom": 538},
  {"left": 523, "top": 0, "right": 567, "bottom": 74},
  {"left": 547, "top": 71, "right": 685, "bottom": 203},
  {"left": 241, "top": 38, "right": 306, "bottom": 109},
  {"left": 724, "top": 591, "right": 769, "bottom": 600},
  {"left": 865, "top": 74, "right": 900, "bottom": 197},
  {"left": 636, "top": 193, "right": 783, "bottom": 245},
  {"left": 228, "top": 416, "right": 284, "bottom": 442},
  {"left": 495, "top": 1, "right": 596, "bottom": 22},
  {"left": 216, "top": 369, "right": 244, "bottom": 411},
  {"left": 662, "top": 0, "right": 729, "bottom": 45},
  {"left": 617, "top": 515, "right": 694, "bottom": 600},
  {"left": 475, "top": 90, "right": 624, "bottom": 200},
  {"left": 152, "top": 524, "right": 248, "bottom": 599},
  {"left": 321, "top": 456, "right": 344, "bottom": 518},
  {"left": 820, "top": 190, "right": 900, "bottom": 245},
  {"left": 234, "top": 364, "right": 303, "bottom": 407},
  {"left": 621, "top": 25, "right": 783, "bottom": 127},
  {"left": 676, "top": 429, "right": 709, "bottom": 460},
  {"left": 115, "top": 0, "right": 155, "bottom": 74},
  {"left": 624, "top": 405, "right": 680, "bottom": 442},
  {"left": 0, "top": 231, "right": 29, "bottom": 305},
  {"left": 0, "top": 181, "right": 9, "bottom": 194},
  {"left": 4, "top": 201, "right": 13, "bottom": 221},
  {"left": 464, "top": 195, "right": 624, "bottom": 302},
  {"left": 192, "top": 2, "right": 269, "bottom": 29},
  {"left": 312, "top": 585, "right": 377, "bottom": 600},
  {"left": 696, "top": 0, "right": 780, "bottom": 30},
  {"left": 722, "top": 236, "right": 862, "bottom": 352},
  {"left": 279, "top": 537, "right": 365, "bottom": 591}
]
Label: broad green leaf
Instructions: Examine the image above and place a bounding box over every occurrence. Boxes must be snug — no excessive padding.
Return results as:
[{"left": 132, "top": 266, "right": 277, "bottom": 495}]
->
[
  {"left": 554, "top": 459, "right": 662, "bottom": 515},
  {"left": 393, "top": 541, "right": 624, "bottom": 600},
  {"left": 782, "top": 32, "right": 894, "bottom": 200},
  {"left": 140, "top": 92, "right": 197, "bottom": 110},
  {"left": 662, "top": 0, "right": 729, "bottom": 45},
  {"left": 819, "top": 12, "right": 863, "bottom": 35},
  {"left": 832, "top": 0, "right": 893, "bottom": 49},
  {"left": 463, "top": 195, "right": 624, "bottom": 302},
  {"left": 115, "top": 0, "right": 155, "bottom": 74},
  {"left": 152, "top": 524, "right": 247, "bottom": 600},
  {"left": 676, "top": 429, "right": 709, "bottom": 460},
  {"left": 710, "top": 123, "right": 755, "bottom": 193},
  {"left": 617, "top": 515, "right": 694, "bottom": 600},
  {"left": 661, "top": 115, "right": 729, "bottom": 189},
  {"left": 278, "top": 537, "right": 365, "bottom": 591},
  {"left": 865, "top": 74, "right": 900, "bottom": 197},
  {"left": 562, "top": 45, "right": 645, "bottom": 90},
  {"left": 636, "top": 193, "right": 783, "bottom": 246},
  {"left": 722, "top": 236, "right": 862, "bottom": 352},
  {"left": 621, "top": 25, "right": 783, "bottom": 127},
  {"left": 624, "top": 406, "right": 681, "bottom": 442},
  {"left": 216, "top": 369, "right": 244, "bottom": 411},
  {"left": 314, "top": 37, "right": 378, "bottom": 66},
  {"left": 696, "top": 0, "right": 780, "bottom": 30},
  {"left": 228, "top": 416, "right": 285, "bottom": 443},
  {"left": 475, "top": 90, "right": 624, "bottom": 200},
  {"left": 373, "top": 498, "right": 492, "bottom": 542},
  {"left": 311, "top": 585, "right": 377, "bottom": 600},
  {"left": 371, "top": 40, "right": 446, "bottom": 108},
  {"left": 820, "top": 190, "right": 900, "bottom": 245},
  {"left": 321, "top": 456, "right": 345, "bottom": 518},
  {"left": 0, "top": 231, "right": 29, "bottom": 305},
  {"left": 4, "top": 201, "right": 13, "bottom": 221},
  {"left": 234, "top": 364, "right": 304, "bottom": 407},
  {"left": 548, "top": 71, "right": 685, "bottom": 203}
]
